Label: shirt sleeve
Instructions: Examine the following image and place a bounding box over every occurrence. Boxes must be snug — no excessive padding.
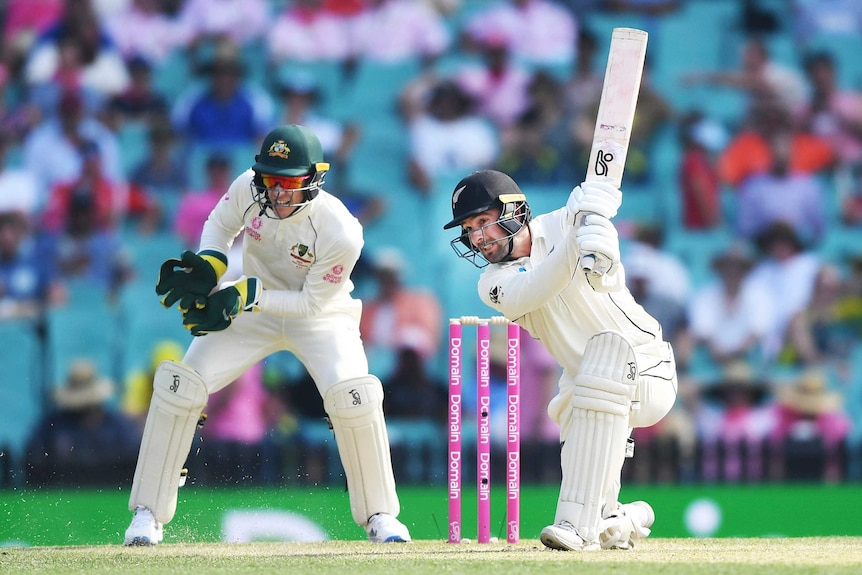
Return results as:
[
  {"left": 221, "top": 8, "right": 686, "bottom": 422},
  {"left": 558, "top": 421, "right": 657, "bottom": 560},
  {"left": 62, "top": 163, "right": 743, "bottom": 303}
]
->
[{"left": 198, "top": 173, "right": 250, "bottom": 256}]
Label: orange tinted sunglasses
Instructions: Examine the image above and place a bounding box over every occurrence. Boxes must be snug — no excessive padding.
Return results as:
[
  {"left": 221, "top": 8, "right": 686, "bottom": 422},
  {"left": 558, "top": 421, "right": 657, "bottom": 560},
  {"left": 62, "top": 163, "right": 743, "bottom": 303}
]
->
[{"left": 261, "top": 174, "right": 311, "bottom": 190}]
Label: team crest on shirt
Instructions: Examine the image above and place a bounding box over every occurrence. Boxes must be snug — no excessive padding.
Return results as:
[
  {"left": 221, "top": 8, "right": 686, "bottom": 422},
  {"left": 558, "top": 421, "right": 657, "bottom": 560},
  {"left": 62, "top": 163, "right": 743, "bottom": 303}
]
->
[
  {"left": 289, "top": 243, "right": 314, "bottom": 269},
  {"left": 268, "top": 140, "right": 290, "bottom": 159},
  {"left": 489, "top": 285, "right": 502, "bottom": 304}
]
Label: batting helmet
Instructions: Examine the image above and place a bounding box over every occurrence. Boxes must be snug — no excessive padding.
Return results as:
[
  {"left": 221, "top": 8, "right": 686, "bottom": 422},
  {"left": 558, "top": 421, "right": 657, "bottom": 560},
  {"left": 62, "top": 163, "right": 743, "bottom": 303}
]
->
[{"left": 444, "top": 170, "right": 531, "bottom": 267}]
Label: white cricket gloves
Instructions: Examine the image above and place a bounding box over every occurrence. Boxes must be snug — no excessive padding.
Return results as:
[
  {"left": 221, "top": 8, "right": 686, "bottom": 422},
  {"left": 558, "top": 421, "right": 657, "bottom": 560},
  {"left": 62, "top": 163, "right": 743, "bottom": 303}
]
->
[
  {"left": 576, "top": 214, "right": 620, "bottom": 275},
  {"left": 567, "top": 180, "right": 623, "bottom": 275},
  {"left": 567, "top": 180, "right": 622, "bottom": 220}
]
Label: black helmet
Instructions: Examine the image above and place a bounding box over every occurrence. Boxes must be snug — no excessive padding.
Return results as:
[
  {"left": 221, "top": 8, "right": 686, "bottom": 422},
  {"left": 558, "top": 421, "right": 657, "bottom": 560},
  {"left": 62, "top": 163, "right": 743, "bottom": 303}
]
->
[
  {"left": 444, "top": 170, "right": 531, "bottom": 268},
  {"left": 251, "top": 124, "right": 329, "bottom": 218}
]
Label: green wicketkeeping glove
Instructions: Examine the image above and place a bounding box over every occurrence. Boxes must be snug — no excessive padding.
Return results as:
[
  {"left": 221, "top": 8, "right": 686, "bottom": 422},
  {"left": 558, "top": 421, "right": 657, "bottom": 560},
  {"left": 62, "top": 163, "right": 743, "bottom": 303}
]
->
[
  {"left": 155, "top": 250, "right": 228, "bottom": 312},
  {"left": 182, "top": 277, "right": 262, "bottom": 336}
]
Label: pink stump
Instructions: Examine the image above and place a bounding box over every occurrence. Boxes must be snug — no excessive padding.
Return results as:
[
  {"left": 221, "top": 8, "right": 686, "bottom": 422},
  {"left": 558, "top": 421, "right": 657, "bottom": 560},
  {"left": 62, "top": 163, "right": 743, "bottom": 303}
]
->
[{"left": 447, "top": 320, "right": 462, "bottom": 543}]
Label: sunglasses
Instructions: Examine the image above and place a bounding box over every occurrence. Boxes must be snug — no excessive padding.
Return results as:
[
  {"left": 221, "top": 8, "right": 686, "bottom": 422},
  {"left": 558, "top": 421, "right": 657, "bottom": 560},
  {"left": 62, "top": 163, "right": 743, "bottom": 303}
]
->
[{"left": 261, "top": 174, "right": 311, "bottom": 190}]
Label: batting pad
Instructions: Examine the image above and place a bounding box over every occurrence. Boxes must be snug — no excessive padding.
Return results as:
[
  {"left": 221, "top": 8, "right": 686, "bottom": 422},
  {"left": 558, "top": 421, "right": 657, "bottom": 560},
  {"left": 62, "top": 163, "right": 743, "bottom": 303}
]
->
[
  {"left": 556, "top": 331, "right": 638, "bottom": 542},
  {"left": 129, "top": 360, "right": 208, "bottom": 524},
  {"left": 323, "top": 376, "right": 400, "bottom": 525}
]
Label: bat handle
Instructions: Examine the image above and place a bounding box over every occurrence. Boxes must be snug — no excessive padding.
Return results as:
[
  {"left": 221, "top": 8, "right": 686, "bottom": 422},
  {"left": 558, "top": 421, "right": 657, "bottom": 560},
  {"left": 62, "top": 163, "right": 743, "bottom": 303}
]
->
[{"left": 582, "top": 254, "right": 597, "bottom": 271}]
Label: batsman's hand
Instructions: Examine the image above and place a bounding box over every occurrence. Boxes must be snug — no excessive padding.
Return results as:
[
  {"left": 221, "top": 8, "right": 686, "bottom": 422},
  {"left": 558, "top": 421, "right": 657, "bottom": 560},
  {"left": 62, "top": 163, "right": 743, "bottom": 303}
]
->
[
  {"left": 567, "top": 179, "right": 622, "bottom": 221},
  {"left": 576, "top": 214, "right": 620, "bottom": 276},
  {"left": 155, "top": 250, "right": 226, "bottom": 311},
  {"left": 182, "top": 277, "right": 262, "bottom": 336}
]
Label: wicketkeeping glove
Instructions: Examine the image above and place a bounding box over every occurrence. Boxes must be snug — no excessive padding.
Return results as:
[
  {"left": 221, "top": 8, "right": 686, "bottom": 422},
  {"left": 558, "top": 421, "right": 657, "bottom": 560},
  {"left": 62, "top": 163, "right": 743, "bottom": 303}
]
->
[
  {"left": 182, "top": 277, "right": 262, "bottom": 336},
  {"left": 155, "top": 250, "right": 228, "bottom": 312}
]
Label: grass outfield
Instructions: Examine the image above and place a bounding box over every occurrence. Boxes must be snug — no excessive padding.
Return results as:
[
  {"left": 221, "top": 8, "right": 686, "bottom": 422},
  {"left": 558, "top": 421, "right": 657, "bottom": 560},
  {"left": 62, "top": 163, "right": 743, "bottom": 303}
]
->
[{"left": 2, "top": 538, "right": 861, "bottom": 575}]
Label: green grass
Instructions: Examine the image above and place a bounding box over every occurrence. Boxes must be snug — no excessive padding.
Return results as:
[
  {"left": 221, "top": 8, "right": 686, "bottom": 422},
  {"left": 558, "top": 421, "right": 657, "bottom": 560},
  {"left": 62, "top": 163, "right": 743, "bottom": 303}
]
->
[{"left": 2, "top": 538, "right": 862, "bottom": 575}]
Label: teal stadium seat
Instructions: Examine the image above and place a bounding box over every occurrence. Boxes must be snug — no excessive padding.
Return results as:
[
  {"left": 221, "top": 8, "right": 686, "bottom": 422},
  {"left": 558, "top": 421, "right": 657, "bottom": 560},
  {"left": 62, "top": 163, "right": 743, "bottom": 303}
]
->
[
  {"left": 46, "top": 301, "right": 120, "bottom": 392},
  {"left": 0, "top": 319, "right": 44, "bottom": 481}
]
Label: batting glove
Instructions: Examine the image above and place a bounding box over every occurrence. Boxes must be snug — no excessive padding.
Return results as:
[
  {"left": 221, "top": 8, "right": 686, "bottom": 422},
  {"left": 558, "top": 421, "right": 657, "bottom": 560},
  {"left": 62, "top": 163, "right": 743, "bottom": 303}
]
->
[
  {"left": 156, "top": 250, "right": 227, "bottom": 312},
  {"left": 575, "top": 214, "right": 620, "bottom": 275},
  {"left": 182, "top": 277, "right": 262, "bottom": 336},
  {"left": 567, "top": 179, "right": 622, "bottom": 220}
]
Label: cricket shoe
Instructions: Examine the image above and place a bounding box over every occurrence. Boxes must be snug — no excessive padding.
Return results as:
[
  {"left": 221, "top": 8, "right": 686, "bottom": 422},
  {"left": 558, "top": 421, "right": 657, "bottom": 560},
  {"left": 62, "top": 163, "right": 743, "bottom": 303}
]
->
[
  {"left": 599, "top": 501, "right": 654, "bottom": 550},
  {"left": 365, "top": 513, "right": 411, "bottom": 543},
  {"left": 124, "top": 506, "right": 164, "bottom": 546},
  {"left": 540, "top": 521, "right": 600, "bottom": 551}
]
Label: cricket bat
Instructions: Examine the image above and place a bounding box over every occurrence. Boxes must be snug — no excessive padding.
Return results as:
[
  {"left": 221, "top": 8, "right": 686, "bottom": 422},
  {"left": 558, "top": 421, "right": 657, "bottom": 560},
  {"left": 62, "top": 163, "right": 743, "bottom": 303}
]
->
[{"left": 581, "top": 27, "right": 648, "bottom": 273}]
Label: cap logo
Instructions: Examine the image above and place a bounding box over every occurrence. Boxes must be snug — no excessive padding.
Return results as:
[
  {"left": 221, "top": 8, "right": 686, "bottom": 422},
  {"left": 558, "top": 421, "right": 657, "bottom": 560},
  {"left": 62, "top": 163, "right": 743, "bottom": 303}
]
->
[
  {"left": 452, "top": 185, "right": 466, "bottom": 208},
  {"left": 268, "top": 140, "right": 291, "bottom": 159}
]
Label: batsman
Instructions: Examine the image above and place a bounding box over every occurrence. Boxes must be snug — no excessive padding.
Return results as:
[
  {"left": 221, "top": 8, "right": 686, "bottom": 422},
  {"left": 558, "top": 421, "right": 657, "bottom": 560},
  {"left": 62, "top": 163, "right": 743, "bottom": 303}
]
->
[
  {"left": 124, "top": 125, "right": 411, "bottom": 545},
  {"left": 444, "top": 170, "right": 678, "bottom": 550}
]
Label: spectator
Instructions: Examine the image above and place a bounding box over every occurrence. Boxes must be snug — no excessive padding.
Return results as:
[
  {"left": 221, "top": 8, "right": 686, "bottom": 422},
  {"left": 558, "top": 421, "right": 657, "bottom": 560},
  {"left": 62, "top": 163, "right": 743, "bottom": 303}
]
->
[
  {"left": 175, "top": 0, "right": 270, "bottom": 50},
  {"left": 173, "top": 152, "right": 233, "bottom": 249},
  {"left": 677, "top": 111, "right": 728, "bottom": 230},
  {"left": 746, "top": 222, "right": 821, "bottom": 363},
  {"left": 46, "top": 190, "right": 134, "bottom": 300},
  {"left": 173, "top": 151, "right": 245, "bottom": 281},
  {"left": 25, "top": 358, "right": 140, "bottom": 487},
  {"left": 718, "top": 98, "right": 835, "bottom": 189},
  {"left": 22, "top": 89, "right": 125, "bottom": 191},
  {"left": 381, "top": 327, "right": 448, "bottom": 422},
  {"left": 683, "top": 36, "right": 807, "bottom": 117},
  {"left": 23, "top": 0, "right": 131, "bottom": 110},
  {"left": 624, "top": 224, "right": 690, "bottom": 306},
  {"left": 734, "top": 129, "right": 828, "bottom": 244},
  {"left": 687, "top": 244, "right": 774, "bottom": 371},
  {"left": 104, "top": 0, "right": 191, "bottom": 65},
  {"left": 0, "top": 208, "right": 65, "bottom": 320},
  {"left": 698, "top": 361, "right": 776, "bottom": 482},
  {"left": 496, "top": 71, "right": 573, "bottom": 184},
  {"left": 359, "top": 247, "right": 443, "bottom": 370},
  {"left": 0, "top": 131, "right": 40, "bottom": 220},
  {"left": 349, "top": 0, "right": 451, "bottom": 65},
  {"left": 798, "top": 50, "right": 862, "bottom": 171},
  {"left": 273, "top": 70, "right": 386, "bottom": 226},
  {"left": 171, "top": 46, "right": 275, "bottom": 148},
  {"left": 2, "top": 0, "right": 65, "bottom": 80},
  {"left": 782, "top": 263, "right": 862, "bottom": 369},
  {"left": 561, "top": 27, "right": 603, "bottom": 124},
  {"left": 128, "top": 114, "right": 189, "bottom": 196},
  {"left": 122, "top": 339, "right": 185, "bottom": 430},
  {"left": 518, "top": 331, "right": 564, "bottom": 482},
  {"left": 790, "top": 0, "right": 862, "bottom": 47},
  {"left": 266, "top": 0, "right": 352, "bottom": 64},
  {"left": 274, "top": 71, "right": 359, "bottom": 185},
  {"left": 454, "top": 33, "right": 532, "bottom": 130},
  {"left": 41, "top": 140, "right": 161, "bottom": 235},
  {"left": 103, "top": 55, "right": 170, "bottom": 130},
  {"left": 558, "top": 27, "right": 604, "bottom": 176},
  {"left": 769, "top": 368, "right": 852, "bottom": 482},
  {"left": 405, "top": 79, "right": 499, "bottom": 195},
  {"left": 797, "top": 50, "right": 862, "bottom": 217},
  {"left": 461, "top": 0, "right": 577, "bottom": 67},
  {"left": 195, "top": 362, "right": 278, "bottom": 485},
  {"left": 625, "top": 256, "right": 692, "bottom": 372}
]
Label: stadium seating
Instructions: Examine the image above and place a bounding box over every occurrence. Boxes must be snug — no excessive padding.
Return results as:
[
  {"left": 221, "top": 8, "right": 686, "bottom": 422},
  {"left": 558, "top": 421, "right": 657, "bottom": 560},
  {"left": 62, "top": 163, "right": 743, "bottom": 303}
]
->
[{"left": 0, "top": 319, "right": 44, "bottom": 485}]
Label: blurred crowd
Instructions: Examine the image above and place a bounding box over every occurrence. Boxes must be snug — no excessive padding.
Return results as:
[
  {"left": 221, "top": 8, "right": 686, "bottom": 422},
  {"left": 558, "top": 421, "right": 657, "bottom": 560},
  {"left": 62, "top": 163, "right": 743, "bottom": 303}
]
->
[{"left": 1, "top": 0, "right": 861, "bottom": 489}]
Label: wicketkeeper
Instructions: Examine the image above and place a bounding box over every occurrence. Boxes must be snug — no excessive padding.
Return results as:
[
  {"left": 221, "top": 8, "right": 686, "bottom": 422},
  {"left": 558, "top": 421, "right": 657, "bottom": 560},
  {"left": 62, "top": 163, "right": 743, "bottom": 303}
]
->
[
  {"left": 124, "top": 125, "right": 411, "bottom": 545},
  {"left": 444, "top": 170, "right": 677, "bottom": 550}
]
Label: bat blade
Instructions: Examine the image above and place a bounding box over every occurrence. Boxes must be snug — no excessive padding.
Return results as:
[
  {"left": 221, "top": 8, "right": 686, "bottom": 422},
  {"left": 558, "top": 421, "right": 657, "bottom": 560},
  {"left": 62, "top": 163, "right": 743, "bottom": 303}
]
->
[{"left": 585, "top": 27, "right": 648, "bottom": 188}]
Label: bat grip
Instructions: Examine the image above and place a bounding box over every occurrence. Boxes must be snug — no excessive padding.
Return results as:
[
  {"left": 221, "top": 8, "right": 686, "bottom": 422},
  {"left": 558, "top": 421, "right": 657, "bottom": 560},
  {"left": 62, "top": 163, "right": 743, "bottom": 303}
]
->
[{"left": 582, "top": 254, "right": 597, "bottom": 271}]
